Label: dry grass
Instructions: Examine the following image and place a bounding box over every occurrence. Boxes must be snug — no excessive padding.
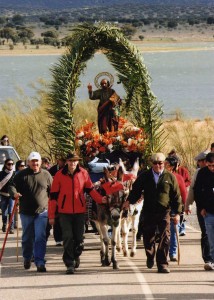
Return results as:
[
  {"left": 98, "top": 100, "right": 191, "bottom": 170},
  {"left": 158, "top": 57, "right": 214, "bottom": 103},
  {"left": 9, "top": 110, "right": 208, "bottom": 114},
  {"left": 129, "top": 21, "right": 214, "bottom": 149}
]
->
[
  {"left": 162, "top": 118, "right": 214, "bottom": 174},
  {"left": 1, "top": 93, "right": 213, "bottom": 169}
]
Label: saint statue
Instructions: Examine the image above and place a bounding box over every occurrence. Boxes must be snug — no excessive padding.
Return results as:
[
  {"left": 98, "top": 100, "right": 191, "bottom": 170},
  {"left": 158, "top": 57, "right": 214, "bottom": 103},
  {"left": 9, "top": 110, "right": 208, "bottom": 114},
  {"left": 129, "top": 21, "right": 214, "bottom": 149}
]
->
[{"left": 87, "top": 78, "right": 122, "bottom": 134}]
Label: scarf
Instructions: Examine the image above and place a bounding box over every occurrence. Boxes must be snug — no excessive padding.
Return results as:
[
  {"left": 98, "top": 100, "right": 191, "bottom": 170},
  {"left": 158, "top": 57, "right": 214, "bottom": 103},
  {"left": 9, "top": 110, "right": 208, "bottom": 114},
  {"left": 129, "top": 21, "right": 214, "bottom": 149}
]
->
[{"left": 0, "top": 169, "right": 14, "bottom": 190}]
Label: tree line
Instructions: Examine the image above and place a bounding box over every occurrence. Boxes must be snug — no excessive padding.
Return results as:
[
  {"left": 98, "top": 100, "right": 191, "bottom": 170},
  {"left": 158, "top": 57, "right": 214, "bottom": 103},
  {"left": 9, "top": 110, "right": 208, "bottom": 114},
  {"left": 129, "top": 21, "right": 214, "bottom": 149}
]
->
[{"left": 1, "top": 0, "right": 214, "bottom": 46}]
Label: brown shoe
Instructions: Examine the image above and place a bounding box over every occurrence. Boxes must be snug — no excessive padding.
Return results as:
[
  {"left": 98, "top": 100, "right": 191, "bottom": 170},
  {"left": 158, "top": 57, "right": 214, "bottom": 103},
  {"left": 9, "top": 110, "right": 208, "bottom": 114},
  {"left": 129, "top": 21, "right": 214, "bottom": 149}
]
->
[
  {"left": 170, "top": 256, "right": 177, "bottom": 262},
  {"left": 158, "top": 267, "right": 170, "bottom": 273}
]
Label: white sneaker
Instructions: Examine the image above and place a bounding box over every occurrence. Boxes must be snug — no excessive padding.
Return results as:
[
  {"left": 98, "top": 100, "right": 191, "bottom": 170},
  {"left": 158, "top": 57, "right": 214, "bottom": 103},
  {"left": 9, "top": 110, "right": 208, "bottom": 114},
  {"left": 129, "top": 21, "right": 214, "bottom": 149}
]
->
[
  {"left": 204, "top": 262, "right": 214, "bottom": 271},
  {"left": 56, "top": 241, "right": 63, "bottom": 246}
]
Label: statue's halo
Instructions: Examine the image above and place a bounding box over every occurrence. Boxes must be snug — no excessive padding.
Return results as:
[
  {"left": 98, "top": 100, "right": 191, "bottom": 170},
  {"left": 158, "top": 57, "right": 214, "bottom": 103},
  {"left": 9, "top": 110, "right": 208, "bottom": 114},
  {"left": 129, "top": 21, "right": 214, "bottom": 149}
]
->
[{"left": 94, "top": 72, "right": 114, "bottom": 88}]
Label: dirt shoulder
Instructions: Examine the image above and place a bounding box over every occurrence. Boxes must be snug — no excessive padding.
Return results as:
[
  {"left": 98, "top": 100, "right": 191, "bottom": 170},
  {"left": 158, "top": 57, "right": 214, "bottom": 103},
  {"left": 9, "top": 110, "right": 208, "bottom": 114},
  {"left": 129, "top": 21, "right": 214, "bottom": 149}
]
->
[{"left": 0, "top": 40, "right": 213, "bottom": 56}]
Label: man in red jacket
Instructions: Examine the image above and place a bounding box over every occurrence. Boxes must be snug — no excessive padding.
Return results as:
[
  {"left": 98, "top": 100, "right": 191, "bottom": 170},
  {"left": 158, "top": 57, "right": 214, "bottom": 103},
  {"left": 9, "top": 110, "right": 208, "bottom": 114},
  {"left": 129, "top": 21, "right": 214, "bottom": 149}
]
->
[{"left": 48, "top": 152, "right": 106, "bottom": 274}]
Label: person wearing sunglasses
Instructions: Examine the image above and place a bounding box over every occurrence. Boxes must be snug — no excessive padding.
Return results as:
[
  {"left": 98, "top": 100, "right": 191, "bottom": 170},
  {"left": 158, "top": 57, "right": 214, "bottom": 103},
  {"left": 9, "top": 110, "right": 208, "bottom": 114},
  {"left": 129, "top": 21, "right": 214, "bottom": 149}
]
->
[
  {"left": 15, "top": 160, "right": 26, "bottom": 173},
  {"left": 12, "top": 160, "right": 26, "bottom": 229},
  {"left": 0, "top": 135, "right": 10, "bottom": 146},
  {"left": 0, "top": 158, "right": 15, "bottom": 233},
  {"left": 123, "top": 152, "right": 182, "bottom": 274}
]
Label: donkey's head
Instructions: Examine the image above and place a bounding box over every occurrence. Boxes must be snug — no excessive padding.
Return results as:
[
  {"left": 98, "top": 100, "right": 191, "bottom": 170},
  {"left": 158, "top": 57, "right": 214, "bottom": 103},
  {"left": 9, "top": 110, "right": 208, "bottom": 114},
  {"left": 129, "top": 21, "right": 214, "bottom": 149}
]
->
[{"left": 100, "top": 161, "right": 137, "bottom": 227}]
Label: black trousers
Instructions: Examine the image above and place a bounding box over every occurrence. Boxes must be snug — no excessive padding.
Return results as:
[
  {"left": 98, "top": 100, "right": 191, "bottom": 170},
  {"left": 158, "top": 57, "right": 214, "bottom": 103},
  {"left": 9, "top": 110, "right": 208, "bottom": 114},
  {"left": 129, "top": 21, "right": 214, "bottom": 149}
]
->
[
  {"left": 142, "top": 210, "right": 170, "bottom": 270},
  {"left": 196, "top": 207, "right": 212, "bottom": 263},
  {"left": 59, "top": 213, "right": 85, "bottom": 267},
  {"left": 46, "top": 217, "right": 62, "bottom": 242}
]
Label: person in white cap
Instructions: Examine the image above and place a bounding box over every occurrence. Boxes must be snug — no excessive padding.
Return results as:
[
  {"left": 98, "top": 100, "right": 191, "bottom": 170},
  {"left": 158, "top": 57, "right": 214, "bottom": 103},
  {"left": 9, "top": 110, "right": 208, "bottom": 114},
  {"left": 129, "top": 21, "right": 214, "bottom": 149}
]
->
[
  {"left": 185, "top": 150, "right": 213, "bottom": 270},
  {"left": 124, "top": 152, "right": 182, "bottom": 274},
  {"left": 9, "top": 151, "right": 53, "bottom": 273}
]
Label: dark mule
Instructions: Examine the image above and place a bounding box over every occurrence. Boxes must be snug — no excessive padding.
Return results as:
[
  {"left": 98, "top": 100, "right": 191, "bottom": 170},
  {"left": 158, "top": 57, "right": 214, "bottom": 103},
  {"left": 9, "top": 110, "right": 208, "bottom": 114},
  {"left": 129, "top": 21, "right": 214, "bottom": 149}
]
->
[{"left": 92, "top": 160, "right": 138, "bottom": 269}]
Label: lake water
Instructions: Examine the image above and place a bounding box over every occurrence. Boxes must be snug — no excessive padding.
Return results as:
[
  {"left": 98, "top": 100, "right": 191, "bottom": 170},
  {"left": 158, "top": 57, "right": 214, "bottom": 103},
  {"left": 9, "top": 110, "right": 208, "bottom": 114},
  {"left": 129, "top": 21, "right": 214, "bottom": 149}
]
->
[{"left": 0, "top": 45, "right": 214, "bottom": 119}]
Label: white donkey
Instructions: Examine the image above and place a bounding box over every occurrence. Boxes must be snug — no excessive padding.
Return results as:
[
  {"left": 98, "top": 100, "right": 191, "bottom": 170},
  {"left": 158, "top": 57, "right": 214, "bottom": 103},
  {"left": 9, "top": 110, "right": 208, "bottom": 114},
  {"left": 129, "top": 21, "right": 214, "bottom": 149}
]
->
[{"left": 116, "top": 158, "right": 144, "bottom": 257}]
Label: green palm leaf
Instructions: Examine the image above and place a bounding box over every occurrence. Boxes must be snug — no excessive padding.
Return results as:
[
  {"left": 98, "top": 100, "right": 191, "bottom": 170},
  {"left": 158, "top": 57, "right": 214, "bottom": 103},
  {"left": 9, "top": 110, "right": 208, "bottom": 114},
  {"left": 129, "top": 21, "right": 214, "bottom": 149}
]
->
[{"left": 47, "top": 22, "right": 165, "bottom": 159}]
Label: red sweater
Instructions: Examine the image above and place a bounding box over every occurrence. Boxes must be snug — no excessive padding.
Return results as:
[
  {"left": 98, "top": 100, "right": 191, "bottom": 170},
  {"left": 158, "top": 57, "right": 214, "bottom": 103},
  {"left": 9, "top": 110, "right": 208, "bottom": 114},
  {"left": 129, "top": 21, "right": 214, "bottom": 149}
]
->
[
  {"left": 177, "top": 166, "right": 191, "bottom": 188},
  {"left": 174, "top": 172, "right": 187, "bottom": 204},
  {"left": 48, "top": 165, "right": 103, "bottom": 219}
]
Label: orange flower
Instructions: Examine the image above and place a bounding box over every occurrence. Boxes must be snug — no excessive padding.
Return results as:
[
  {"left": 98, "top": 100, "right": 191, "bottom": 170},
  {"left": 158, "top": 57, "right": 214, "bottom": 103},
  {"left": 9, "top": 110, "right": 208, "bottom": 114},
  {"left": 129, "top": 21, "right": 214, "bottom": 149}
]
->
[{"left": 75, "top": 117, "right": 146, "bottom": 162}]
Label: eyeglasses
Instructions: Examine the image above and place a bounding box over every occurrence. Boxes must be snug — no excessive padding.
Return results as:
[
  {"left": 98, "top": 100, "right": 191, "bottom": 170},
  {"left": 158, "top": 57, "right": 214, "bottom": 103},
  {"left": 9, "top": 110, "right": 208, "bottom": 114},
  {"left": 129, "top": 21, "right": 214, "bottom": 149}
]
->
[
  {"left": 20, "top": 165, "right": 25, "bottom": 167},
  {"left": 153, "top": 161, "right": 164, "bottom": 165},
  {"left": 7, "top": 163, "right": 14, "bottom": 166},
  {"left": 3, "top": 139, "right": 9, "bottom": 142}
]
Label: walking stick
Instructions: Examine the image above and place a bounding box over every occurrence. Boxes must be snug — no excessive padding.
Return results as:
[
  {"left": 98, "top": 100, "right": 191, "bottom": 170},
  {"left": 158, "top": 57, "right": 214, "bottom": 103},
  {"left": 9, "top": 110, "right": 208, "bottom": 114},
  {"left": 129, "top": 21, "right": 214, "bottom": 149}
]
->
[
  {"left": 174, "top": 223, "right": 180, "bottom": 265},
  {"left": 16, "top": 204, "right": 19, "bottom": 262},
  {"left": 0, "top": 197, "right": 19, "bottom": 263}
]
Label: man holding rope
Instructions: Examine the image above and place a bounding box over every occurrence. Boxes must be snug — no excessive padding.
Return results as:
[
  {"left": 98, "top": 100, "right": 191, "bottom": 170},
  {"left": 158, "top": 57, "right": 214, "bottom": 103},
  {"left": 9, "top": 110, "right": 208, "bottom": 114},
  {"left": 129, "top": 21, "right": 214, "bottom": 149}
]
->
[{"left": 123, "top": 153, "right": 182, "bottom": 274}]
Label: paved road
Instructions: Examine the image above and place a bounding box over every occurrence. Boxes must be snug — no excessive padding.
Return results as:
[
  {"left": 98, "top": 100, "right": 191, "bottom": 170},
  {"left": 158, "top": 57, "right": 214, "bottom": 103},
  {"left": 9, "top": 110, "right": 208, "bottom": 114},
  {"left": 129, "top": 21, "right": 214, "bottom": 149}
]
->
[{"left": 0, "top": 212, "right": 213, "bottom": 300}]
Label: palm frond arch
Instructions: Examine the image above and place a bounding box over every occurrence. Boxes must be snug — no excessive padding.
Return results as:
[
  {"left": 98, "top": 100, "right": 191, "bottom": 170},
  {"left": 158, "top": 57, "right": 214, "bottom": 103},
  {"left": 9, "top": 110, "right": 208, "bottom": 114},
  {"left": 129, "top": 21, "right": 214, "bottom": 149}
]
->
[{"left": 47, "top": 23, "right": 165, "bottom": 160}]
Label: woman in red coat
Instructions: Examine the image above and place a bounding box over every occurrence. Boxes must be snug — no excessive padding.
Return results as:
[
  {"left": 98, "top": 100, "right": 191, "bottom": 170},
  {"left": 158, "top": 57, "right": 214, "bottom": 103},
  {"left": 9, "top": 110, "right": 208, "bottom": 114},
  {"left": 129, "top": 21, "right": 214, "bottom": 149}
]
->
[{"left": 48, "top": 152, "right": 106, "bottom": 274}]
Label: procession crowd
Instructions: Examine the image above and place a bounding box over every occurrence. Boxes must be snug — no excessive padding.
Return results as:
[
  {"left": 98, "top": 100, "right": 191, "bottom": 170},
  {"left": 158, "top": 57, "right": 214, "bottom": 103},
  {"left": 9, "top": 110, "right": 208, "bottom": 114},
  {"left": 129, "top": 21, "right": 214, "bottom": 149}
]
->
[{"left": 0, "top": 134, "right": 214, "bottom": 275}]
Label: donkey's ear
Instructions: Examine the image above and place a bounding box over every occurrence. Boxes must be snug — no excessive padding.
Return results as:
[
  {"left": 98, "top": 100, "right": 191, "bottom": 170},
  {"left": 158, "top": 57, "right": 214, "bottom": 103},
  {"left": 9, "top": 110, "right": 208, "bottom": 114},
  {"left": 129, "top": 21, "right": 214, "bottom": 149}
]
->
[
  {"left": 119, "top": 158, "right": 126, "bottom": 173},
  {"left": 117, "top": 166, "right": 124, "bottom": 181},
  {"left": 131, "top": 157, "right": 139, "bottom": 177},
  {"left": 103, "top": 167, "right": 111, "bottom": 182}
]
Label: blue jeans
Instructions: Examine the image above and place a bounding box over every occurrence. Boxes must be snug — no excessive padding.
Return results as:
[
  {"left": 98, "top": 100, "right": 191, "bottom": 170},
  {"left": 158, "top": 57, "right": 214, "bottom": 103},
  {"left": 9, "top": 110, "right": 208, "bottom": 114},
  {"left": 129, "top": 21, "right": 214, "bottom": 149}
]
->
[
  {"left": 204, "top": 213, "right": 214, "bottom": 261},
  {"left": 197, "top": 208, "right": 212, "bottom": 263},
  {"left": 20, "top": 210, "right": 48, "bottom": 266},
  {"left": 0, "top": 195, "right": 15, "bottom": 229},
  {"left": 169, "top": 221, "right": 178, "bottom": 257},
  {"left": 178, "top": 214, "right": 186, "bottom": 234}
]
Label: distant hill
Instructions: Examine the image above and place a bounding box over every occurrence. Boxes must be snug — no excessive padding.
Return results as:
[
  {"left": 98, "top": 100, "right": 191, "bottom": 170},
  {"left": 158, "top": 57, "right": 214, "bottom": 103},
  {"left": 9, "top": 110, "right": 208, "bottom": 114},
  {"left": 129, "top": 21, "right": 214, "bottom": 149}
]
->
[{"left": 0, "top": 0, "right": 213, "bottom": 11}]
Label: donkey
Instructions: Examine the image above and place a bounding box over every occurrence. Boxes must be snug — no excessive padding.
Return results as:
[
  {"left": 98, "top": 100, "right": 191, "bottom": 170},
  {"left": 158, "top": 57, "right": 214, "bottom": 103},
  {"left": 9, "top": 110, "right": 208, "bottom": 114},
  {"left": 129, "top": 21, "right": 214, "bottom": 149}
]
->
[
  {"left": 118, "top": 199, "right": 143, "bottom": 257},
  {"left": 116, "top": 158, "right": 143, "bottom": 257},
  {"left": 92, "top": 164, "right": 135, "bottom": 270}
]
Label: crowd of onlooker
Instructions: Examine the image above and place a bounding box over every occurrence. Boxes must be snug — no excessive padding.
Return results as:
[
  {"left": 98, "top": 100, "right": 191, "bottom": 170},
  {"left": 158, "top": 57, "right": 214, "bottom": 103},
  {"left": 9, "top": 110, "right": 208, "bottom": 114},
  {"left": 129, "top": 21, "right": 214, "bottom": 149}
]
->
[{"left": 0, "top": 134, "right": 214, "bottom": 274}]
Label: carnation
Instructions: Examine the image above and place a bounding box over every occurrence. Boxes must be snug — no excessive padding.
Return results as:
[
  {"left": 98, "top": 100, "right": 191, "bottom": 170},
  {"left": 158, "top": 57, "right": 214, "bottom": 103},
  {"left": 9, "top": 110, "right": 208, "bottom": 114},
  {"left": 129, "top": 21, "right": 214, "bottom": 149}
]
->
[
  {"left": 75, "top": 118, "right": 147, "bottom": 164},
  {"left": 77, "top": 131, "right": 84, "bottom": 138}
]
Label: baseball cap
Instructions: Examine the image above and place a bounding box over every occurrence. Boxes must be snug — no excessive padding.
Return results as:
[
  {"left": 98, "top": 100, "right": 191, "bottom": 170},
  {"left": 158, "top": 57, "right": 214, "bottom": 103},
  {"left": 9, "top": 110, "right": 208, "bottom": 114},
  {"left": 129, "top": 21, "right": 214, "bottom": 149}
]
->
[
  {"left": 194, "top": 150, "right": 209, "bottom": 161},
  {"left": 27, "top": 151, "right": 41, "bottom": 161}
]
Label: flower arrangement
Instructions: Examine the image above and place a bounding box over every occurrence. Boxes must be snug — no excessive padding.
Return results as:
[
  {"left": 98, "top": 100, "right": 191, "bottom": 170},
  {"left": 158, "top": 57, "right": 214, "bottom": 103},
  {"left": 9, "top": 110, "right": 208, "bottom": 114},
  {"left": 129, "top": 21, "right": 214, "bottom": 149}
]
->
[{"left": 75, "top": 117, "right": 147, "bottom": 163}]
